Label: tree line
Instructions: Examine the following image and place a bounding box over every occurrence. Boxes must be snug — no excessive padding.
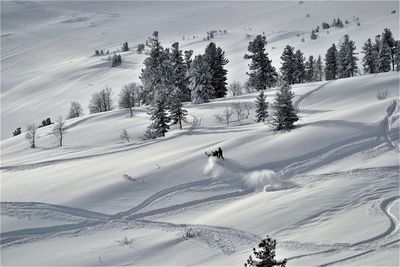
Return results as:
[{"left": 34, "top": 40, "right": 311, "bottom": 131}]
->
[{"left": 15, "top": 27, "right": 399, "bottom": 146}]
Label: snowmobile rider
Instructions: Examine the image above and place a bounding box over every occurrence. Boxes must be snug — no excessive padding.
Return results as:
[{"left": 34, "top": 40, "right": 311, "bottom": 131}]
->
[{"left": 217, "top": 147, "right": 224, "bottom": 159}]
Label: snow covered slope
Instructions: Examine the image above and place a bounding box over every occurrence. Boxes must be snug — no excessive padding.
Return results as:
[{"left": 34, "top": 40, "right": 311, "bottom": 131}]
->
[
  {"left": 1, "top": 1, "right": 399, "bottom": 266},
  {"left": 1, "top": 0, "right": 398, "bottom": 139},
  {"left": 1, "top": 71, "right": 399, "bottom": 266}
]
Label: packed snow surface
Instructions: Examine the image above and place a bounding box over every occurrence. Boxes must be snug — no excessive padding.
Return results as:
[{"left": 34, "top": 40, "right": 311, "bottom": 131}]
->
[{"left": 1, "top": 1, "right": 399, "bottom": 266}]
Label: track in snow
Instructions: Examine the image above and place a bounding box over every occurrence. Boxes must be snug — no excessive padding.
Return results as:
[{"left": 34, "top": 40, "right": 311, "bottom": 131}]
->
[
  {"left": 294, "top": 81, "right": 332, "bottom": 113},
  {"left": 1, "top": 176, "right": 253, "bottom": 248}
]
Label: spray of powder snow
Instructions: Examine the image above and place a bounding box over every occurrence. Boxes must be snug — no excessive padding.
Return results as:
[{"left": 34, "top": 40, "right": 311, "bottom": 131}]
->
[
  {"left": 203, "top": 158, "right": 295, "bottom": 192},
  {"left": 243, "top": 170, "right": 295, "bottom": 192},
  {"left": 203, "top": 157, "right": 233, "bottom": 178}
]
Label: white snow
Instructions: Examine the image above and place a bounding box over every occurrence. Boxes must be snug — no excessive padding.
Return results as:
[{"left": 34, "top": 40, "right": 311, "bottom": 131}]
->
[{"left": 1, "top": 1, "right": 399, "bottom": 266}]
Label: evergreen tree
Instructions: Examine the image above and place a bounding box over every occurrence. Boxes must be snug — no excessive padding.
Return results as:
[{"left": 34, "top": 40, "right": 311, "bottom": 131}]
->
[
  {"left": 381, "top": 28, "right": 395, "bottom": 70},
  {"left": 270, "top": 83, "right": 299, "bottom": 131},
  {"left": 255, "top": 90, "right": 268, "bottom": 122},
  {"left": 305, "top": 55, "right": 315, "bottom": 82},
  {"left": 361, "top": 38, "right": 378, "bottom": 74},
  {"left": 189, "top": 54, "right": 214, "bottom": 104},
  {"left": 122, "top": 42, "right": 129, "bottom": 52},
  {"left": 373, "top": 35, "right": 382, "bottom": 72},
  {"left": 170, "top": 42, "right": 190, "bottom": 102},
  {"left": 310, "top": 30, "right": 318, "bottom": 40},
  {"left": 244, "top": 35, "right": 278, "bottom": 90},
  {"left": 379, "top": 41, "right": 392, "bottom": 72},
  {"left": 336, "top": 18, "right": 344, "bottom": 28},
  {"left": 245, "top": 236, "right": 287, "bottom": 267},
  {"left": 184, "top": 50, "right": 194, "bottom": 70},
  {"left": 280, "top": 45, "right": 295, "bottom": 85},
  {"left": 111, "top": 54, "right": 122, "bottom": 67},
  {"left": 204, "top": 42, "right": 229, "bottom": 98},
  {"left": 293, "top": 49, "right": 306, "bottom": 83},
  {"left": 170, "top": 89, "right": 188, "bottom": 130},
  {"left": 140, "top": 31, "right": 175, "bottom": 104},
  {"left": 313, "top": 55, "right": 323, "bottom": 81},
  {"left": 394, "top": 40, "right": 400, "bottom": 71},
  {"left": 325, "top": 44, "right": 338, "bottom": 80},
  {"left": 137, "top": 43, "right": 145, "bottom": 54},
  {"left": 145, "top": 93, "right": 171, "bottom": 139},
  {"left": 337, "top": 34, "right": 358, "bottom": 78},
  {"left": 322, "top": 22, "right": 330, "bottom": 29},
  {"left": 13, "top": 127, "right": 21, "bottom": 137}
]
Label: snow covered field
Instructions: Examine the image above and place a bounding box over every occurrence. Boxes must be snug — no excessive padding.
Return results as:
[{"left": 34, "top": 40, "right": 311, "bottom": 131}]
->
[{"left": 1, "top": 1, "right": 399, "bottom": 266}]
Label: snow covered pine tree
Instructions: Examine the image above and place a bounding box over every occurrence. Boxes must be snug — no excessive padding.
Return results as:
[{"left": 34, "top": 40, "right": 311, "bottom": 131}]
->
[
  {"left": 245, "top": 236, "right": 287, "bottom": 267},
  {"left": 255, "top": 90, "right": 268, "bottom": 123},
  {"left": 244, "top": 35, "right": 277, "bottom": 90},
  {"left": 270, "top": 83, "right": 299, "bottom": 131}
]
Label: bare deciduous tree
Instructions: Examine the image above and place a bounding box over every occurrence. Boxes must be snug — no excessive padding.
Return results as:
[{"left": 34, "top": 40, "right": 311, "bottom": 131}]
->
[
  {"left": 215, "top": 107, "right": 234, "bottom": 126},
  {"left": 243, "top": 103, "right": 252, "bottom": 119},
  {"left": 228, "top": 81, "right": 243, "bottom": 96},
  {"left": 231, "top": 102, "right": 247, "bottom": 123},
  {"left": 243, "top": 80, "right": 254, "bottom": 94},
  {"left": 25, "top": 124, "right": 37, "bottom": 148},
  {"left": 119, "top": 83, "right": 140, "bottom": 117},
  {"left": 120, "top": 129, "right": 130, "bottom": 143},
  {"left": 67, "top": 101, "right": 84, "bottom": 119},
  {"left": 52, "top": 117, "right": 67, "bottom": 147},
  {"left": 230, "top": 102, "right": 253, "bottom": 123},
  {"left": 89, "top": 87, "right": 113, "bottom": 114}
]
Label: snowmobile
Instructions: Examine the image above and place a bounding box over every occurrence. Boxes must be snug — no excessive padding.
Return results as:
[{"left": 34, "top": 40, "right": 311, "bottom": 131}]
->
[{"left": 205, "top": 147, "right": 224, "bottom": 159}]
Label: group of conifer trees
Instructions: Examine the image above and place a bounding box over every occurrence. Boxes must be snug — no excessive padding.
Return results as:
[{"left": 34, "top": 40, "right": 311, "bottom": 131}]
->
[
  {"left": 141, "top": 27, "right": 399, "bottom": 138},
  {"left": 140, "top": 31, "right": 229, "bottom": 138}
]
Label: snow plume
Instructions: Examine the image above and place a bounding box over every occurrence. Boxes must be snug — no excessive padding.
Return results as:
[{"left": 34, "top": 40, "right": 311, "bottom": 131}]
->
[
  {"left": 203, "top": 157, "right": 231, "bottom": 178},
  {"left": 203, "top": 158, "right": 294, "bottom": 192},
  {"left": 243, "top": 170, "right": 294, "bottom": 192}
]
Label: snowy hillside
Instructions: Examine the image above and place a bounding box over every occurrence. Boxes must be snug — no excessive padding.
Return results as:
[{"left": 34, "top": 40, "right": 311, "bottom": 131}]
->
[
  {"left": 2, "top": 71, "right": 399, "bottom": 265},
  {"left": 1, "top": 1, "right": 400, "bottom": 266},
  {"left": 1, "top": 0, "right": 398, "bottom": 139}
]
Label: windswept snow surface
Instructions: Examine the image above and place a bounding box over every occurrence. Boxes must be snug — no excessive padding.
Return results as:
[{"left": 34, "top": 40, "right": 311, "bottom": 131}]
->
[{"left": 1, "top": 1, "right": 400, "bottom": 266}]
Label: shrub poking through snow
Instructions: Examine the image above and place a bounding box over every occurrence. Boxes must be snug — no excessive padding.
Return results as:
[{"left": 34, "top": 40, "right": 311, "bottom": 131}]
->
[
  {"left": 116, "top": 236, "right": 134, "bottom": 246},
  {"left": 376, "top": 89, "right": 390, "bottom": 100},
  {"left": 123, "top": 174, "right": 136, "bottom": 182},
  {"left": 245, "top": 236, "right": 287, "bottom": 267},
  {"left": 176, "top": 228, "right": 197, "bottom": 240}
]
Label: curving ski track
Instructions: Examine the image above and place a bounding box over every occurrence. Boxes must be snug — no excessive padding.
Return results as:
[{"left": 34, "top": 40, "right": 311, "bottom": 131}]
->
[{"left": 1, "top": 176, "right": 253, "bottom": 248}]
